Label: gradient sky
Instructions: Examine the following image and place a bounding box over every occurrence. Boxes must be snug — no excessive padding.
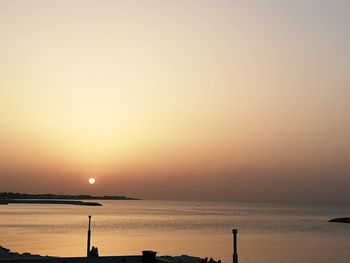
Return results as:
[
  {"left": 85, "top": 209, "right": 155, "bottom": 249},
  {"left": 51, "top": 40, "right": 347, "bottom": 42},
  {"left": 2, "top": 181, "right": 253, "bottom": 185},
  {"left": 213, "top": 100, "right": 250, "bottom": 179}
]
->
[{"left": 0, "top": 0, "right": 349, "bottom": 202}]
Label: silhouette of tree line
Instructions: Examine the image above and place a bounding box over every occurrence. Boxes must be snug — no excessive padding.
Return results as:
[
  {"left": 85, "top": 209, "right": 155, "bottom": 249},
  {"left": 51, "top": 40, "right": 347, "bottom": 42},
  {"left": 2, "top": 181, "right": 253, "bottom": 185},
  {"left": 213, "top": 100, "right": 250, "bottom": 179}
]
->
[{"left": 0, "top": 192, "right": 139, "bottom": 200}]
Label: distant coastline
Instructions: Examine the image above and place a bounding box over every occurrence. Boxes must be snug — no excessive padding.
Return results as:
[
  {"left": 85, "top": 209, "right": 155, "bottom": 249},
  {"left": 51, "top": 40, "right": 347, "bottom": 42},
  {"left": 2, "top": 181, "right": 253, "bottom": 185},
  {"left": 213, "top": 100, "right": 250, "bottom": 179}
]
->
[
  {"left": 0, "top": 192, "right": 140, "bottom": 206},
  {"left": 0, "top": 199, "right": 103, "bottom": 206},
  {"left": 0, "top": 192, "right": 140, "bottom": 201}
]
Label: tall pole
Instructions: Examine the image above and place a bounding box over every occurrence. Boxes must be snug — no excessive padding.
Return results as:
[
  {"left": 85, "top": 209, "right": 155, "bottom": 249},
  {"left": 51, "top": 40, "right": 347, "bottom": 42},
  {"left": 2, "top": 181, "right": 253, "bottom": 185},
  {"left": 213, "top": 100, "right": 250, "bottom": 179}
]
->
[
  {"left": 232, "top": 229, "right": 238, "bottom": 263},
  {"left": 87, "top": 215, "right": 92, "bottom": 257}
]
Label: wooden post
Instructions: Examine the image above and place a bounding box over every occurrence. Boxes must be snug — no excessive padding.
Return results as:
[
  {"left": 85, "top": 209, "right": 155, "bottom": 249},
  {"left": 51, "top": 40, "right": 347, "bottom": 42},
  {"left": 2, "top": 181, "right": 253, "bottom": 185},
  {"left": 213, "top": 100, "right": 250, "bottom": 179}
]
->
[
  {"left": 232, "top": 229, "right": 238, "bottom": 263},
  {"left": 87, "top": 215, "right": 91, "bottom": 257}
]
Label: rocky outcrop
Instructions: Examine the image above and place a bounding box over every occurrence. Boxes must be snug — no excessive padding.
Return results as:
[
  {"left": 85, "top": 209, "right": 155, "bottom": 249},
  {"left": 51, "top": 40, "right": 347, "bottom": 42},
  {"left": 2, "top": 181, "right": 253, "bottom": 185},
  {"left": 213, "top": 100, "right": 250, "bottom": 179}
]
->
[
  {"left": 0, "top": 246, "right": 46, "bottom": 258},
  {"left": 328, "top": 217, "right": 350, "bottom": 224}
]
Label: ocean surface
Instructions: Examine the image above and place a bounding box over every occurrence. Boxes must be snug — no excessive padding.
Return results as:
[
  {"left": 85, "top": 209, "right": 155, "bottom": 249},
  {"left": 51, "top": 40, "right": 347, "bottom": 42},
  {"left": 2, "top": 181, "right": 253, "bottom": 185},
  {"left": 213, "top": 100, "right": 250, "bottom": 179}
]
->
[{"left": 0, "top": 201, "right": 349, "bottom": 263}]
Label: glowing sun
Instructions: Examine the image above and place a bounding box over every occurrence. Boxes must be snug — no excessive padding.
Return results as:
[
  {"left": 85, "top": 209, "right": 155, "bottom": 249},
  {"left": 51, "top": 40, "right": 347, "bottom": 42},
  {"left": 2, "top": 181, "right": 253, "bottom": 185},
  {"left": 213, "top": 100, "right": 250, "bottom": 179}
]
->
[{"left": 88, "top": 178, "right": 96, "bottom": 185}]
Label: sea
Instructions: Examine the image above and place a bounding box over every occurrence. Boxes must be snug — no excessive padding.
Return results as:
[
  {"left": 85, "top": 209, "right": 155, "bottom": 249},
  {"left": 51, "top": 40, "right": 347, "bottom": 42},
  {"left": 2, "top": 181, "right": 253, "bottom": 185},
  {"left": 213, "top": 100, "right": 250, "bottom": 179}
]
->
[{"left": 0, "top": 200, "right": 349, "bottom": 263}]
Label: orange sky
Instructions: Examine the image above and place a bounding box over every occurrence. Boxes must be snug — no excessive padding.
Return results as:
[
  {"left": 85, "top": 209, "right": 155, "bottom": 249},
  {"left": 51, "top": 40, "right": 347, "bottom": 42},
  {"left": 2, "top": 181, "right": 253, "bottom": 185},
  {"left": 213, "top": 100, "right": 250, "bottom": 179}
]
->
[{"left": 0, "top": 1, "right": 349, "bottom": 202}]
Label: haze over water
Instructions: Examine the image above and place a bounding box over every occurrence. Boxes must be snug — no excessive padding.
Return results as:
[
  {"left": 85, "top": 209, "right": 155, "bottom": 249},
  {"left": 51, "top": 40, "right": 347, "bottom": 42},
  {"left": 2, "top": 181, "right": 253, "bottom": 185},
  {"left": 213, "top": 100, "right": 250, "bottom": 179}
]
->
[
  {"left": 1, "top": 201, "right": 349, "bottom": 263},
  {"left": 1, "top": 0, "right": 350, "bottom": 203}
]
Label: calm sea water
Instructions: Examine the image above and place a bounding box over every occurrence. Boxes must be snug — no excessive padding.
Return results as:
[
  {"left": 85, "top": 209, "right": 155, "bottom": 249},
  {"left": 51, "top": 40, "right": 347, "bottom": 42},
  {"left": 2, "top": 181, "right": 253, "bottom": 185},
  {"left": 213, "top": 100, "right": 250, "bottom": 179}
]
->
[{"left": 0, "top": 201, "right": 349, "bottom": 263}]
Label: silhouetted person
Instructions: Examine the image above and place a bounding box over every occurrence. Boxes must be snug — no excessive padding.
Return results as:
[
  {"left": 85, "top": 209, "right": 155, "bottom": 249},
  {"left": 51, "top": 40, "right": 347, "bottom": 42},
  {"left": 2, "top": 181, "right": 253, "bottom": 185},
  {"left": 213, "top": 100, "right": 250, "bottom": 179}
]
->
[
  {"left": 218, "top": 260, "right": 221, "bottom": 263},
  {"left": 209, "top": 257, "right": 214, "bottom": 263}
]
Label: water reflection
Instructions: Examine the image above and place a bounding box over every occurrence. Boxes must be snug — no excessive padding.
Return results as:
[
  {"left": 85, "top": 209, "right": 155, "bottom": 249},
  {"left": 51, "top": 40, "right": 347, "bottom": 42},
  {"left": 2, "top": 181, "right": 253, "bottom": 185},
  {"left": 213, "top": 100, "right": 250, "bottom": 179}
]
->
[{"left": 0, "top": 201, "right": 349, "bottom": 263}]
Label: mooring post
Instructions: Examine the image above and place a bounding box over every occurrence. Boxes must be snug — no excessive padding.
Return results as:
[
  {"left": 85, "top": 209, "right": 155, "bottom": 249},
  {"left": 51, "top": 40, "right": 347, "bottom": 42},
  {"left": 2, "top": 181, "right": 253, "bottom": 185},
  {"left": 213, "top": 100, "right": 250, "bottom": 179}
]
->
[
  {"left": 87, "top": 215, "right": 92, "bottom": 257},
  {"left": 232, "top": 229, "right": 238, "bottom": 263}
]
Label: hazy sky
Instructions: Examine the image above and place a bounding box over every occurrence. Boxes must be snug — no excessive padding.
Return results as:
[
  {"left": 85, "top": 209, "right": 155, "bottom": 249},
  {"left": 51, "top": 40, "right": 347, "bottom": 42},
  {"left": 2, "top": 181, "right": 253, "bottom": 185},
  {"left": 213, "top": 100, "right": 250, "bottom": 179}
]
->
[{"left": 0, "top": 0, "right": 349, "bottom": 202}]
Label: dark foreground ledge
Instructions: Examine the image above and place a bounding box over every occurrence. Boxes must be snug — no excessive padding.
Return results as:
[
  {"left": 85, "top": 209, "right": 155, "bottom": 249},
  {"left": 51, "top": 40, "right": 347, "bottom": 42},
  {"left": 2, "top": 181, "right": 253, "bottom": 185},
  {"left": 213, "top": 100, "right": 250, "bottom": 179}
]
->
[
  {"left": 0, "top": 199, "right": 102, "bottom": 206},
  {"left": 0, "top": 255, "right": 204, "bottom": 263},
  {"left": 328, "top": 217, "right": 350, "bottom": 224},
  {"left": 0, "top": 255, "right": 141, "bottom": 263},
  {"left": 0, "top": 246, "right": 207, "bottom": 263}
]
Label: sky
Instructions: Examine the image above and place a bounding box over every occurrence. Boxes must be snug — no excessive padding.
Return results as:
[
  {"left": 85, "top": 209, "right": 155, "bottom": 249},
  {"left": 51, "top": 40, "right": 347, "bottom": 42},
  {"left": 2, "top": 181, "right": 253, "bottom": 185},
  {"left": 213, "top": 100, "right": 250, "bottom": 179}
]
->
[{"left": 0, "top": 0, "right": 349, "bottom": 202}]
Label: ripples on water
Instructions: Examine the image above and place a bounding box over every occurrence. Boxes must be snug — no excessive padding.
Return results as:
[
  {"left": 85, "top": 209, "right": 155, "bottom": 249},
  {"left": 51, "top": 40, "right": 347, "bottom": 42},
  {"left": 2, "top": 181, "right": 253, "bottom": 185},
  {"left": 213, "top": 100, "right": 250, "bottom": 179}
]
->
[{"left": 0, "top": 201, "right": 349, "bottom": 263}]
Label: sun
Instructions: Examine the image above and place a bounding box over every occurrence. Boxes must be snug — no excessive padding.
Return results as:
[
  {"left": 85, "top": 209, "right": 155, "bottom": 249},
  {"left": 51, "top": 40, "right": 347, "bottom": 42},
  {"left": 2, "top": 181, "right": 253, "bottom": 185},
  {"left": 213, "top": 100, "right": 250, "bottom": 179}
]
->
[{"left": 88, "top": 178, "right": 96, "bottom": 185}]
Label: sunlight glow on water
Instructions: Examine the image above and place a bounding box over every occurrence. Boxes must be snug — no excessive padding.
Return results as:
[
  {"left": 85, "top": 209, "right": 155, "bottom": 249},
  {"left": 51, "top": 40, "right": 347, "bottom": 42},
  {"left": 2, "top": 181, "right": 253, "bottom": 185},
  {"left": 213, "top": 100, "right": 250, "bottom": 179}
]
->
[{"left": 0, "top": 201, "right": 349, "bottom": 263}]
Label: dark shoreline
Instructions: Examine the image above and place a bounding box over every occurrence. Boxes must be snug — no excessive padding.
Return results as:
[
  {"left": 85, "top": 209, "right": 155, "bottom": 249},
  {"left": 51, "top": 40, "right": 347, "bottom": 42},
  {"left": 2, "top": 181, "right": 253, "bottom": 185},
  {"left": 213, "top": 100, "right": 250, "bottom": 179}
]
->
[
  {"left": 0, "top": 199, "right": 102, "bottom": 206},
  {"left": 328, "top": 217, "right": 350, "bottom": 224},
  {"left": 0, "top": 245, "right": 204, "bottom": 263},
  {"left": 0, "top": 192, "right": 140, "bottom": 201}
]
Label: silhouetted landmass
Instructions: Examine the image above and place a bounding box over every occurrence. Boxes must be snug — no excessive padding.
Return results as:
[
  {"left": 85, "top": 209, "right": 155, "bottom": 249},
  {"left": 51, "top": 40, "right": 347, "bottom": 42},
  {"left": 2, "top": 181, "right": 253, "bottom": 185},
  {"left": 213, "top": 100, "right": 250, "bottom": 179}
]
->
[
  {"left": 0, "top": 199, "right": 102, "bottom": 206},
  {"left": 0, "top": 192, "right": 139, "bottom": 200},
  {"left": 328, "top": 217, "right": 350, "bottom": 223},
  {"left": 0, "top": 245, "right": 208, "bottom": 263},
  {"left": 0, "top": 245, "right": 49, "bottom": 259}
]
